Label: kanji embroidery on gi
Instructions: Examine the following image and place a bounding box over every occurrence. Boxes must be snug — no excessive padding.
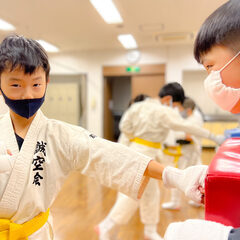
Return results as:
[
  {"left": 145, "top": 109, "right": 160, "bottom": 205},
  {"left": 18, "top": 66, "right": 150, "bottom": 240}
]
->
[
  {"left": 33, "top": 172, "right": 43, "bottom": 186},
  {"left": 32, "top": 156, "right": 45, "bottom": 171},
  {"left": 34, "top": 141, "right": 47, "bottom": 156},
  {"left": 32, "top": 141, "right": 47, "bottom": 186}
]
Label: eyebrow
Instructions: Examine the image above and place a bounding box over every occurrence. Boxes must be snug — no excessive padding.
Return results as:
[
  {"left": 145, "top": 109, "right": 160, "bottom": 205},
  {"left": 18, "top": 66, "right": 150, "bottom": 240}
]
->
[
  {"left": 9, "top": 76, "right": 43, "bottom": 81},
  {"left": 9, "top": 78, "right": 21, "bottom": 81},
  {"left": 33, "top": 77, "right": 43, "bottom": 81}
]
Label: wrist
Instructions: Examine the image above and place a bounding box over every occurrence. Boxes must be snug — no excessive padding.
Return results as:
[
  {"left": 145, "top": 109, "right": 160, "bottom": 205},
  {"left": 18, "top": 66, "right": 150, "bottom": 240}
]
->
[
  {"left": 145, "top": 160, "right": 164, "bottom": 180},
  {"left": 163, "top": 166, "right": 182, "bottom": 189}
]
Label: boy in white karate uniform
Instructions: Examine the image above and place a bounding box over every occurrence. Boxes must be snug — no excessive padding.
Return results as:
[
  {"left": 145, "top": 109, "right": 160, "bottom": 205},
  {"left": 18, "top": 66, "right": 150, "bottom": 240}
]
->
[
  {"left": 0, "top": 33, "right": 227, "bottom": 240},
  {"left": 0, "top": 35, "right": 169, "bottom": 240},
  {"left": 97, "top": 83, "right": 222, "bottom": 240},
  {"left": 163, "top": 0, "right": 240, "bottom": 239}
]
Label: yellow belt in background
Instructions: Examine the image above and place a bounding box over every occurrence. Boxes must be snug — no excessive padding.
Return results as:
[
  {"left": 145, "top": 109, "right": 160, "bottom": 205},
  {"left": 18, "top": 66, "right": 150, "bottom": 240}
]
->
[
  {"left": 130, "top": 137, "right": 162, "bottom": 149},
  {"left": 163, "top": 146, "right": 182, "bottom": 168},
  {"left": 0, "top": 208, "right": 49, "bottom": 240}
]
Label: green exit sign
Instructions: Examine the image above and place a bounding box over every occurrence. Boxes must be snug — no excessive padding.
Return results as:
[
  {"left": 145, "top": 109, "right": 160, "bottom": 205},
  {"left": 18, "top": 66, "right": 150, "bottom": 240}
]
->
[{"left": 126, "top": 66, "right": 141, "bottom": 73}]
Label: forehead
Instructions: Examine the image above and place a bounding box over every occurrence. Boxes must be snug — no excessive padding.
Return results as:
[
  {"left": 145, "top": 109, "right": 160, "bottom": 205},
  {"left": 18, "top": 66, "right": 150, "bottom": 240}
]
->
[
  {"left": 201, "top": 45, "right": 235, "bottom": 65},
  {"left": 2, "top": 66, "right": 46, "bottom": 80}
]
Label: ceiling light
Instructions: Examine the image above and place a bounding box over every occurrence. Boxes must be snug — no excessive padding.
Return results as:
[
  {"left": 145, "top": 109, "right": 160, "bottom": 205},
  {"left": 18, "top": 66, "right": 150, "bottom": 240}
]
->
[
  {"left": 90, "top": 0, "right": 123, "bottom": 24},
  {"left": 37, "top": 40, "right": 59, "bottom": 53},
  {"left": 118, "top": 34, "right": 138, "bottom": 49},
  {"left": 0, "top": 19, "right": 15, "bottom": 31}
]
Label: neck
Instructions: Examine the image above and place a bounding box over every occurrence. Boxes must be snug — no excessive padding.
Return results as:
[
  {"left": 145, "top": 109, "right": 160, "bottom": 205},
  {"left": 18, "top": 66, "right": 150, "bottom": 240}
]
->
[{"left": 10, "top": 110, "right": 36, "bottom": 139}]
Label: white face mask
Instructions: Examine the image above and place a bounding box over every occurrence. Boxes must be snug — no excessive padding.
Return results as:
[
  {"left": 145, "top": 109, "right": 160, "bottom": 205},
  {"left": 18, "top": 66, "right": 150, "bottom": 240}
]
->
[
  {"left": 204, "top": 51, "right": 240, "bottom": 112},
  {"left": 162, "top": 98, "right": 173, "bottom": 107}
]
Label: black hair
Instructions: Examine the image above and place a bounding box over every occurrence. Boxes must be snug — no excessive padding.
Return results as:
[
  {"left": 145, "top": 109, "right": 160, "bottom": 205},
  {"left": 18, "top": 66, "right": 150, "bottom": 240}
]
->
[
  {"left": 0, "top": 35, "right": 50, "bottom": 78},
  {"left": 132, "top": 94, "right": 149, "bottom": 103},
  {"left": 158, "top": 82, "right": 185, "bottom": 104},
  {"left": 194, "top": 0, "right": 240, "bottom": 63},
  {"left": 128, "top": 94, "right": 149, "bottom": 107}
]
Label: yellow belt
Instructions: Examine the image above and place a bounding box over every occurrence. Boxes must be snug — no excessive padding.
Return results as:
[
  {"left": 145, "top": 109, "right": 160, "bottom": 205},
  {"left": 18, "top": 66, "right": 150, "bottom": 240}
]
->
[
  {"left": 0, "top": 209, "right": 49, "bottom": 240},
  {"left": 163, "top": 146, "right": 182, "bottom": 168},
  {"left": 130, "top": 137, "right": 162, "bottom": 149}
]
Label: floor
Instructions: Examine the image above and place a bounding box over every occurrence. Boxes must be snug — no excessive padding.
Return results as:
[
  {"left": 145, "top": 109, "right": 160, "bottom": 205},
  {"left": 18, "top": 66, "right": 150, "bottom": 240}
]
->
[{"left": 51, "top": 148, "right": 216, "bottom": 240}]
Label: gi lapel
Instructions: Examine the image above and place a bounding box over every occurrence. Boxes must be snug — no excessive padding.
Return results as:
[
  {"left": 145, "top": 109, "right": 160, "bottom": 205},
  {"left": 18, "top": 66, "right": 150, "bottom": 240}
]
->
[{"left": 0, "top": 111, "right": 45, "bottom": 217}]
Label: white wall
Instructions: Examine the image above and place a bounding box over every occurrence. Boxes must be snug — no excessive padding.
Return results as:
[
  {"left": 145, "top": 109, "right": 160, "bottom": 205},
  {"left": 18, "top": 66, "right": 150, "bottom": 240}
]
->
[
  {"left": 182, "top": 70, "right": 231, "bottom": 116},
  {"left": 166, "top": 45, "right": 204, "bottom": 83},
  {"left": 49, "top": 44, "right": 203, "bottom": 137}
]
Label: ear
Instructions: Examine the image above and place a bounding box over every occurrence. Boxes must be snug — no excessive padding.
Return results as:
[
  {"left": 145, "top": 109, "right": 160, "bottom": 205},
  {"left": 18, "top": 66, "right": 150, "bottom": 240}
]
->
[{"left": 46, "top": 77, "right": 50, "bottom": 84}]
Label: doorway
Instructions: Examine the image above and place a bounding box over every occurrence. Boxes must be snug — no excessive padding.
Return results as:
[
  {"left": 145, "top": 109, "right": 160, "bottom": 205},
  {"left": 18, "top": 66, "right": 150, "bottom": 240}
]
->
[{"left": 103, "top": 64, "right": 165, "bottom": 141}]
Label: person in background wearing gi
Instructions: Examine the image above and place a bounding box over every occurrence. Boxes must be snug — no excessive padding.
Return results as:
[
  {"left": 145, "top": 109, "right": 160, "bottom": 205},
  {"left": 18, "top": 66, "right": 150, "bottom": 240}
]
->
[
  {"left": 162, "top": 97, "right": 204, "bottom": 210},
  {"left": 96, "top": 83, "right": 223, "bottom": 240},
  {"left": 163, "top": 0, "right": 240, "bottom": 239},
  {"left": 96, "top": 94, "right": 150, "bottom": 239}
]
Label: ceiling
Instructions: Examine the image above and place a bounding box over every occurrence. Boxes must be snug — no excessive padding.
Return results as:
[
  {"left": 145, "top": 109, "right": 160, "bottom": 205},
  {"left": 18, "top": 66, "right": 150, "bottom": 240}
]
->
[{"left": 0, "top": 0, "right": 228, "bottom": 52}]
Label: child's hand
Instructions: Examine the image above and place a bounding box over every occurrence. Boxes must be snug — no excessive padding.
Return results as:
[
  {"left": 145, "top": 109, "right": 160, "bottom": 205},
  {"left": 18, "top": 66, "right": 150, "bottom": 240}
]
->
[
  {"left": 0, "top": 141, "right": 11, "bottom": 156},
  {"left": 163, "top": 165, "right": 208, "bottom": 203},
  {"left": 209, "top": 134, "right": 225, "bottom": 145},
  {"left": 7, "top": 149, "right": 12, "bottom": 156},
  {"left": 0, "top": 141, "right": 7, "bottom": 155},
  {"left": 185, "top": 134, "right": 193, "bottom": 141}
]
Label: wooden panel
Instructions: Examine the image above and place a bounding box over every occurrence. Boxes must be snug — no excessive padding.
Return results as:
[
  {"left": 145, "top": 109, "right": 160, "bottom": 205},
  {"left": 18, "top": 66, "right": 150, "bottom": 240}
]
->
[
  {"left": 103, "top": 78, "right": 114, "bottom": 141},
  {"left": 103, "top": 64, "right": 165, "bottom": 77},
  {"left": 131, "top": 74, "right": 165, "bottom": 99}
]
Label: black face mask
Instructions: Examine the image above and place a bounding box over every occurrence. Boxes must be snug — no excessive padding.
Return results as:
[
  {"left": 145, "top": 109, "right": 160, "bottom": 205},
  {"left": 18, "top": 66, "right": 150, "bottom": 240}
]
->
[{"left": 0, "top": 89, "right": 45, "bottom": 119}]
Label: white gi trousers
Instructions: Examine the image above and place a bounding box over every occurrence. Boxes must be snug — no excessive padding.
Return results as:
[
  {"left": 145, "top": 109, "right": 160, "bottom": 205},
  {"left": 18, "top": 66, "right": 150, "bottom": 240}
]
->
[{"left": 108, "top": 142, "right": 161, "bottom": 225}]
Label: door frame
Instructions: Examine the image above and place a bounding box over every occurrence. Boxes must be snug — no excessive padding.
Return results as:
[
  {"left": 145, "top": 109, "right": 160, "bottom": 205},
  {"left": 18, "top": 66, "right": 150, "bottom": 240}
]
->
[{"left": 103, "top": 64, "right": 165, "bottom": 140}]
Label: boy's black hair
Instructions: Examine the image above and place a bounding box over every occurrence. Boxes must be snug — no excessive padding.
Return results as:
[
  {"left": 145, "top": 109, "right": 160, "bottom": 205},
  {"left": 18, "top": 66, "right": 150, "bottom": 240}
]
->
[
  {"left": 158, "top": 82, "right": 185, "bottom": 104},
  {"left": 194, "top": 0, "right": 240, "bottom": 63},
  {"left": 0, "top": 35, "right": 50, "bottom": 78},
  {"left": 132, "top": 94, "right": 149, "bottom": 103},
  {"left": 128, "top": 94, "right": 149, "bottom": 107}
]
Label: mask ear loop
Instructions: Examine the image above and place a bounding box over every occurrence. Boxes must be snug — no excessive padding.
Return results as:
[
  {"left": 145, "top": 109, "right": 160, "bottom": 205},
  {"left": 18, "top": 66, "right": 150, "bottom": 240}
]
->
[{"left": 219, "top": 51, "right": 240, "bottom": 72}]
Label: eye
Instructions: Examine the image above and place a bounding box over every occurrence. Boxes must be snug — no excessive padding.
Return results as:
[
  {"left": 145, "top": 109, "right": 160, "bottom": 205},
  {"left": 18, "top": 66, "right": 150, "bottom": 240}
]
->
[
  {"left": 33, "top": 83, "right": 41, "bottom": 87},
  {"left": 11, "top": 84, "right": 20, "bottom": 87},
  {"left": 206, "top": 65, "right": 213, "bottom": 70}
]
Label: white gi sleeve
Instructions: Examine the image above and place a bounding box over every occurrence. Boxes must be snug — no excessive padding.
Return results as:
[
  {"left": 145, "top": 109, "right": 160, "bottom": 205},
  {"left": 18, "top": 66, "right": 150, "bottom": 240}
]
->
[
  {"left": 173, "top": 131, "right": 186, "bottom": 140},
  {"left": 164, "top": 219, "right": 233, "bottom": 240},
  {"left": 162, "top": 108, "right": 217, "bottom": 141},
  {"left": 66, "top": 125, "right": 151, "bottom": 200}
]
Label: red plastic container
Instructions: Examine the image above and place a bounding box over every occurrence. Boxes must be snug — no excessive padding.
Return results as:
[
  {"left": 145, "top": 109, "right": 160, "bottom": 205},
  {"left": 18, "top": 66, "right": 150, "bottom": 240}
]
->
[{"left": 205, "top": 138, "right": 240, "bottom": 227}]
